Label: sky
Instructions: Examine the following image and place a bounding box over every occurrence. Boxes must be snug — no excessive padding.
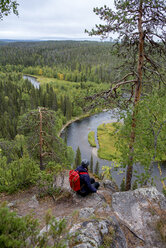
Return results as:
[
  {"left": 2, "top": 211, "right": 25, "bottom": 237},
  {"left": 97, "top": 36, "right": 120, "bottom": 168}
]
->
[{"left": 0, "top": 0, "right": 114, "bottom": 40}]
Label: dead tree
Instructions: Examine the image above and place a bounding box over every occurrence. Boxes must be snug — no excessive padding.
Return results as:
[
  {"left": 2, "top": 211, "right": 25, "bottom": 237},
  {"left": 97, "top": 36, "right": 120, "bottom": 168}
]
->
[{"left": 19, "top": 107, "right": 66, "bottom": 170}]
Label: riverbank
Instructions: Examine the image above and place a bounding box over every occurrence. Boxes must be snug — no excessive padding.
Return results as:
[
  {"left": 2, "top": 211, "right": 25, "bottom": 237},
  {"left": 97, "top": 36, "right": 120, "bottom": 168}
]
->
[{"left": 58, "top": 111, "right": 106, "bottom": 137}]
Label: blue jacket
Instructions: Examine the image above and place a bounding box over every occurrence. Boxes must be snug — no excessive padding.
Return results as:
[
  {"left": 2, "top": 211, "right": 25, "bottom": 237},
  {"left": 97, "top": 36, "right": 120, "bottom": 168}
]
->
[{"left": 76, "top": 165, "right": 96, "bottom": 193}]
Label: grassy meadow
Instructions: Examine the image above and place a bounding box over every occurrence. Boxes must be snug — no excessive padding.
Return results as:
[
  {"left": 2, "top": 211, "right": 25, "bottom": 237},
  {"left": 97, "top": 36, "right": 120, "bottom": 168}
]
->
[
  {"left": 88, "top": 131, "right": 97, "bottom": 147},
  {"left": 97, "top": 122, "right": 121, "bottom": 161}
]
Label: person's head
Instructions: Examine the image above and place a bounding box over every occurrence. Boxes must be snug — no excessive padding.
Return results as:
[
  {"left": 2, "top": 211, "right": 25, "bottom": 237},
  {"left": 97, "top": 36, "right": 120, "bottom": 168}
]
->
[{"left": 81, "top": 159, "right": 89, "bottom": 168}]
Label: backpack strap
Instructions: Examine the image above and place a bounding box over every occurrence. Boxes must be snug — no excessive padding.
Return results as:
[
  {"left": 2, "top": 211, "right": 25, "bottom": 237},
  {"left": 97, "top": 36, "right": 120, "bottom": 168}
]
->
[
  {"left": 77, "top": 171, "right": 88, "bottom": 190},
  {"left": 75, "top": 169, "right": 88, "bottom": 175}
]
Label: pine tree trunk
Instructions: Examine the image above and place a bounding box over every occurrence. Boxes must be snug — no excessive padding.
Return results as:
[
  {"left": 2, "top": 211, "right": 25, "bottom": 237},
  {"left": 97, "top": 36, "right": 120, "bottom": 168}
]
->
[
  {"left": 125, "top": 0, "right": 144, "bottom": 190},
  {"left": 39, "top": 108, "right": 44, "bottom": 170}
]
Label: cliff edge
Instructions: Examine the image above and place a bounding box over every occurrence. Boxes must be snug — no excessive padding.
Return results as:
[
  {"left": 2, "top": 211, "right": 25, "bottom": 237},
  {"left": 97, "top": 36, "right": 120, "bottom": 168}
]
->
[{"left": 1, "top": 173, "right": 166, "bottom": 248}]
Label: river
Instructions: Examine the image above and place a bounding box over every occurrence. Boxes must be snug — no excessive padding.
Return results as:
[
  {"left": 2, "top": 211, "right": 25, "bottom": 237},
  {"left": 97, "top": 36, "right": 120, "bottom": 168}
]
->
[
  {"left": 23, "top": 75, "right": 40, "bottom": 89},
  {"left": 61, "top": 110, "right": 166, "bottom": 191},
  {"left": 24, "top": 75, "right": 166, "bottom": 191}
]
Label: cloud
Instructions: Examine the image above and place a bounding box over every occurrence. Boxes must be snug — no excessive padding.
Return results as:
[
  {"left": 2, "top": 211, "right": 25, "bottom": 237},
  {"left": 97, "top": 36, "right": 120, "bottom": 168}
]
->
[{"left": 0, "top": 0, "right": 114, "bottom": 39}]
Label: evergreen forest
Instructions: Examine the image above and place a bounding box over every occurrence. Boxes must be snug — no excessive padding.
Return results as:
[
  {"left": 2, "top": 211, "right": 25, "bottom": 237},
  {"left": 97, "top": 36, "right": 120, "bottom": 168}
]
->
[
  {"left": 0, "top": 39, "right": 166, "bottom": 193},
  {"left": 0, "top": 0, "right": 166, "bottom": 246},
  {"left": 0, "top": 40, "right": 118, "bottom": 193}
]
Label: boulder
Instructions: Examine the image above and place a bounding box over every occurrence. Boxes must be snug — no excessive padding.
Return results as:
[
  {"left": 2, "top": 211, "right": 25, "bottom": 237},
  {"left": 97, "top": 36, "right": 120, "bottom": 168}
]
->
[
  {"left": 112, "top": 187, "right": 166, "bottom": 248},
  {"left": 69, "top": 217, "right": 127, "bottom": 248},
  {"left": 72, "top": 191, "right": 107, "bottom": 209}
]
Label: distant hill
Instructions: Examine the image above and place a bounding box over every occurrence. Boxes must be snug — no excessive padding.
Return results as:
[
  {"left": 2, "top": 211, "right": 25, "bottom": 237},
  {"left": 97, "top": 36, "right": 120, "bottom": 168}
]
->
[{"left": 0, "top": 39, "right": 41, "bottom": 45}]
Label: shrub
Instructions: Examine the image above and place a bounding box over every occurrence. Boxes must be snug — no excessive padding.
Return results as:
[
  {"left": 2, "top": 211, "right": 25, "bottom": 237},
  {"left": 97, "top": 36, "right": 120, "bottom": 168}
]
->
[
  {"left": 132, "top": 180, "right": 138, "bottom": 190},
  {"left": 120, "top": 177, "right": 125, "bottom": 191},
  {"left": 0, "top": 204, "right": 72, "bottom": 248},
  {"left": 0, "top": 203, "right": 39, "bottom": 248},
  {"left": 37, "top": 162, "right": 65, "bottom": 199},
  {"left": 162, "top": 187, "right": 166, "bottom": 197},
  {"left": 156, "top": 213, "right": 166, "bottom": 242},
  {"left": 0, "top": 156, "right": 40, "bottom": 193},
  {"left": 100, "top": 226, "right": 115, "bottom": 248}
]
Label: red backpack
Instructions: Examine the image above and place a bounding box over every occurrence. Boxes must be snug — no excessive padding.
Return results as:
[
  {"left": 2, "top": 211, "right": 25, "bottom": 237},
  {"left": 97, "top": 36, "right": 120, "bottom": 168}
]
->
[{"left": 69, "top": 170, "right": 88, "bottom": 191}]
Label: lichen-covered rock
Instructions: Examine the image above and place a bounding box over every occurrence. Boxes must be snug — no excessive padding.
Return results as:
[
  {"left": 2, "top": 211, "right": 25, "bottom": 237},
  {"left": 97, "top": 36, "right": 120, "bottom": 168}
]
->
[
  {"left": 72, "top": 191, "right": 107, "bottom": 209},
  {"left": 79, "top": 208, "right": 95, "bottom": 219},
  {"left": 112, "top": 187, "right": 166, "bottom": 248},
  {"left": 102, "top": 180, "right": 119, "bottom": 193},
  {"left": 69, "top": 217, "right": 127, "bottom": 248},
  {"left": 7, "top": 200, "right": 18, "bottom": 208},
  {"left": 27, "top": 194, "right": 39, "bottom": 208}
]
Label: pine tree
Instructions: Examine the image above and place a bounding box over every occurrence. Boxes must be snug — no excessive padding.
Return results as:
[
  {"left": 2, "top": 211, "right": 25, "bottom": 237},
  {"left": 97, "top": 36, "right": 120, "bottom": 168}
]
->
[
  {"left": 60, "top": 96, "right": 65, "bottom": 116},
  {"left": 74, "top": 146, "right": 81, "bottom": 169},
  {"left": 95, "top": 161, "right": 99, "bottom": 176},
  {"left": 0, "top": 0, "right": 19, "bottom": 20},
  {"left": 52, "top": 92, "right": 58, "bottom": 111},
  {"left": 86, "top": 0, "right": 166, "bottom": 190},
  {"left": 65, "top": 96, "right": 72, "bottom": 120},
  {"left": 90, "top": 154, "right": 93, "bottom": 173}
]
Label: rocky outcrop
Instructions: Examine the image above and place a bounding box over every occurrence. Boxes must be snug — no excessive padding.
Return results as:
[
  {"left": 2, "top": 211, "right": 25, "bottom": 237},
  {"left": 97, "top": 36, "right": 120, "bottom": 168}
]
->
[
  {"left": 69, "top": 215, "right": 127, "bottom": 248},
  {"left": 112, "top": 187, "right": 166, "bottom": 248},
  {"left": 6, "top": 178, "right": 166, "bottom": 248},
  {"left": 67, "top": 186, "right": 166, "bottom": 247}
]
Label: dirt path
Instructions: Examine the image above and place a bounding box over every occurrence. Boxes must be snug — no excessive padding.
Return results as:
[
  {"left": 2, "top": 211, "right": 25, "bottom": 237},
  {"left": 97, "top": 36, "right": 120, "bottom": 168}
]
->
[{"left": 0, "top": 173, "right": 109, "bottom": 228}]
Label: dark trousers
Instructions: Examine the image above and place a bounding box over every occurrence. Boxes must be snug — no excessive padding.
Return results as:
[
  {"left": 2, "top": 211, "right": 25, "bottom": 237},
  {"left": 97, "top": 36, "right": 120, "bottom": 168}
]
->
[
  {"left": 77, "top": 178, "right": 100, "bottom": 197},
  {"left": 90, "top": 178, "right": 100, "bottom": 190}
]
